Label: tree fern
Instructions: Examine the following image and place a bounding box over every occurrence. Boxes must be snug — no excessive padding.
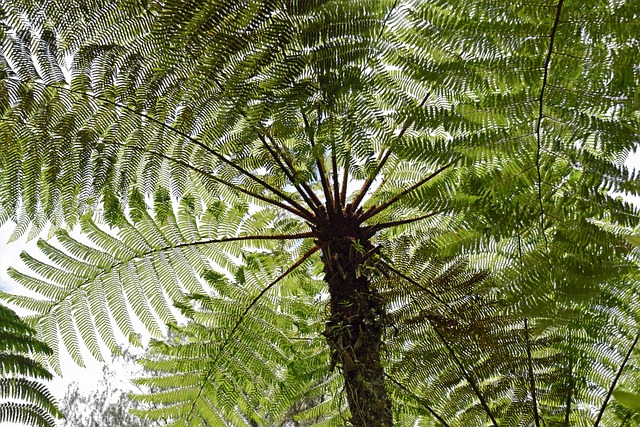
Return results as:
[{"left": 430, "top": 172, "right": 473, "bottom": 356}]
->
[{"left": 1, "top": 0, "right": 639, "bottom": 425}]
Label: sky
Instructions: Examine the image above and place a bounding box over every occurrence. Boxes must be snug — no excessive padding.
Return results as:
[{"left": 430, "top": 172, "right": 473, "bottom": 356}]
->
[{"left": 0, "top": 152, "right": 639, "bottom": 425}]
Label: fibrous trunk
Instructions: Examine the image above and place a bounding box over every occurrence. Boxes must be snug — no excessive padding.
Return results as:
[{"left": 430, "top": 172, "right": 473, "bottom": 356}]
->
[{"left": 320, "top": 235, "right": 393, "bottom": 427}]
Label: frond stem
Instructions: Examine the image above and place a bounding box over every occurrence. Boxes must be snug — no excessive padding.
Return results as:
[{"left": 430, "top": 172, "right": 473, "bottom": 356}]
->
[
  {"left": 340, "top": 149, "right": 350, "bottom": 209},
  {"left": 349, "top": 149, "right": 390, "bottom": 213},
  {"left": 364, "top": 210, "right": 444, "bottom": 235},
  {"left": 376, "top": 0, "right": 400, "bottom": 44},
  {"left": 524, "top": 318, "right": 541, "bottom": 427},
  {"left": 331, "top": 142, "right": 342, "bottom": 216},
  {"left": 350, "top": 92, "right": 430, "bottom": 213},
  {"left": 265, "top": 135, "right": 325, "bottom": 209},
  {"left": 177, "top": 49, "right": 323, "bottom": 220},
  {"left": 359, "top": 161, "right": 455, "bottom": 223},
  {"left": 380, "top": 261, "right": 458, "bottom": 318},
  {"left": 179, "top": 52, "right": 325, "bottom": 221},
  {"left": 534, "top": 0, "right": 564, "bottom": 257},
  {"left": 384, "top": 374, "right": 451, "bottom": 427},
  {"left": 593, "top": 331, "right": 640, "bottom": 427},
  {"left": 564, "top": 357, "right": 574, "bottom": 426},
  {"left": 214, "top": 245, "right": 320, "bottom": 359},
  {"left": 170, "top": 232, "right": 315, "bottom": 249},
  {"left": 429, "top": 321, "right": 499, "bottom": 426},
  {"left": 259, "top": 135, "right": 325, "bottom": 221},
  {"left": 382, "top": 261, "right": 498, "bottom": 424},
  {"left": 302, "top": 110, "right": 335, "bottom": 216},
  {"left": 185, "top": 245, "right": 320, "bottom": 423}
]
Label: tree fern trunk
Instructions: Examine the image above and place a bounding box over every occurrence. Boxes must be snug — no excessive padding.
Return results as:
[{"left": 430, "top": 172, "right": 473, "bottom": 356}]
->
[{"left": 321, "top": 235, "right": 393, "bottom": 427}]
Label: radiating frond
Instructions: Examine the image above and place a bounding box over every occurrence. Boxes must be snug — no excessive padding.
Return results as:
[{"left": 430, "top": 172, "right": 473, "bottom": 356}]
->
[
  {"left": 1, "top": 0, "right": 639, "bottom": 425},
  {"left": 131, "top": 254, "right": 346, "bottom": 426},
  {"left": 3, "top": 193, "right": 310, "bottom": 369}
]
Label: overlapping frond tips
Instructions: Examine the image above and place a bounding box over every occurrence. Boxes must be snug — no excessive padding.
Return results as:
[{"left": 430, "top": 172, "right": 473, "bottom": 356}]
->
[
  {"left": 0, "top": 0, "right": 402, "bottom": 233},
  {"left": 0, "top": 0, "right": 639, "bottom": 425},
  {"left": 377, "top": 233, "right": 640, "bottom": 426},
  {"left": 3, "top": 0, "right": 637, "bottom": 243}
]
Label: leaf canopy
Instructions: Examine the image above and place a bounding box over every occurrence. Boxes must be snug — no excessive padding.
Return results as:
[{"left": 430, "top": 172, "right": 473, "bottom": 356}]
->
[{"left": 1, "top": 0, "right": 640, "bottom": 425}]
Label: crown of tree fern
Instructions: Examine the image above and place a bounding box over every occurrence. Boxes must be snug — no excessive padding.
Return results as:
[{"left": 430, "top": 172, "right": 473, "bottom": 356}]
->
[{"left": 0, "top": 0, "right": 639, "bottom": 425}]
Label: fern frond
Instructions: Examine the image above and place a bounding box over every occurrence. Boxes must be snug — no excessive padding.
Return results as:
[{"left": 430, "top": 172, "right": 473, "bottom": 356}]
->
[
  {"left": 0, "top": 304, "right": 62, "bottom": 427},
  {"left": 132, "top": 253, "right": 345, "bottom": 426},
  {"left": 1, "top": 0, "right": 639, "bottom": 425},
  {"left": 4, "top": 194, "right": 312, "bottom": 368}
]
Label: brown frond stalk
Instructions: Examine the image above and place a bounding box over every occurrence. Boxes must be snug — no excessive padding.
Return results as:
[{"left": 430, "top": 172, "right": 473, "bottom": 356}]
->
[
  {"left": 359, "top": 162, "right": 455, "bottom": 223},
  {"left": 429, "top": 323, "right": 499, "bottom": 427},
  {"left": 593, "top": 331, "right": 640, "bottom": 427},
  {"left": 350, "top": 93, "right": 431, "bottom": 213},
  {"left": 384, "top": 374, "right": 451, "bottom": 427},
  {"left": 259, "top": 134, "right": 326, "bottom": 221},
  {"left": 302, "top": 110, "right": 336, "bottom": 217},
  {"left": 364, "top": 210, "right": 444, "bottom": 236}
]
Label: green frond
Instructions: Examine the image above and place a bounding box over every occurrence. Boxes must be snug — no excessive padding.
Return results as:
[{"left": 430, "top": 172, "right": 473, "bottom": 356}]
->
[
  {"left": 1, "top": 0, "right": 639, "bottom": 425},
  {"left": 3, "top": 194, "right": 311, "bottom": 369},
  {"left": 0, "top": 379, "right": 61, "bottom": 419},
  {"left": 132, "top": 255, "right": 344, "bottom": 426},
  {"left": 376, "top": 233, "right": 640, "bottom": 425},
  {"left": 0, "top": 303, "right": 62, "bottom": 427},
  {"left": 0, "top": 403, "right": 58, "bottom": 427}
]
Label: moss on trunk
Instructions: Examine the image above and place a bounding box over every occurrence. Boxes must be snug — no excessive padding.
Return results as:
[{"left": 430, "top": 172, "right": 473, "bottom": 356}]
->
[{"left": 320, "top": 234, "right": 393, "bottom": 427}]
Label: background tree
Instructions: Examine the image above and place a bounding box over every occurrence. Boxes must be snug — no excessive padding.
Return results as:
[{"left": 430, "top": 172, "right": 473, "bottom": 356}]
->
[
  {"left": 0, "top": 0, "right": 639, "bottom": 426},
  {"left": 58, "top": 348, "right": 154, "bottom": 427},
  {"left": 0, "top": 303, "right": 62, "bottom": 427}
]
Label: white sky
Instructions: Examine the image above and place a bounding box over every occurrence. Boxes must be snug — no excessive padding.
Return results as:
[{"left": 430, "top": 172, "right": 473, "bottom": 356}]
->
[{"left": 0, "top": 224, "right": 147, "bottom": 426}]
